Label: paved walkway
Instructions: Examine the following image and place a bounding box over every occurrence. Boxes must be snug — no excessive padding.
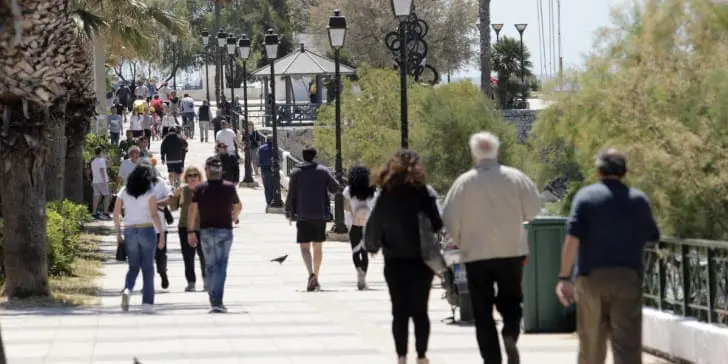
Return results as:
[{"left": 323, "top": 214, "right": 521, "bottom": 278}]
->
[{"left": 1, "top": 138, "right": 670, "bottom": 363}]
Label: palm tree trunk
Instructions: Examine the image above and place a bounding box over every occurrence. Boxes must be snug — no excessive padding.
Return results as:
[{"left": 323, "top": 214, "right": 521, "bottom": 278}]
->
[
  {"left": 92, "top": 35, "right": 107, "bottom": 136},
  {"left": 479, "top": 0, "right": 493, "bottom": 97},
  {"left": 45, "top": 103, "right": 66, "bottom": 201},
  {"left": 0, "top": 104, "right": 50, "bottom": 298},
  {"left": 0, "top": 322, "right": 6, "bottom": 364},
  {"left": 64, "top": 111, "right": 90, "bottom": 204}
]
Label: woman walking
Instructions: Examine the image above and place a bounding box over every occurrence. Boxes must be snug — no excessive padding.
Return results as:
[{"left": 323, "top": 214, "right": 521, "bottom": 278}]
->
[
  {"left": 343, "top": 165, "right": 377, "bottom": 290},
  {"left": 365, "top": 150, "right": 443, "bottom": 364},
  {"left": 113, "top": 163, "right": 166, "bottom": 313},
  {"left": 170, "top": 166, "right": 207, "bottom": 292}
]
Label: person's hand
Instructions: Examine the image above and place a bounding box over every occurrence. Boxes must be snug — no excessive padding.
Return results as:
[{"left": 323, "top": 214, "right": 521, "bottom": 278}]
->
[
  {"left": 161, "top": 159, "right": 166, "bottom": 165},
  {"left": 556, "top": 280, "right": 575, "bottom": 307},
  {"left": 116, "top": 232, "right": 123, "bottom": 244},
  {"left": 188, "top": 232, "right": 198, "bottom": 247},
  {"left": 157, "top": 234, "right": 166, "bottom": 249}
]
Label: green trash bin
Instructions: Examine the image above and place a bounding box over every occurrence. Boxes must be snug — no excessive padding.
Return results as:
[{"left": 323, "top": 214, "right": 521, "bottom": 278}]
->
[{"left": 522, "top": 216, "right": 576, "bottom": 333}]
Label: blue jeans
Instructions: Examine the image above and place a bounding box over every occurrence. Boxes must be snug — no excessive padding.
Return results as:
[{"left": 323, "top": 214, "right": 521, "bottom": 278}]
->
[
  {"left": 200, "top": 228, "right": 233, "bottom": 306},
  {"left": 123, "top": 226, "right": 157, "bottom": 304},
  {"left": 261, "top": 169, "right": 274, "bottom": 205}
]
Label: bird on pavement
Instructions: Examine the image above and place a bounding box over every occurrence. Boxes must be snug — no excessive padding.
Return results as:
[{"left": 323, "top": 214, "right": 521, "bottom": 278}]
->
[{"left": 270, "top": 254, "right": 288, "bottom": 264}]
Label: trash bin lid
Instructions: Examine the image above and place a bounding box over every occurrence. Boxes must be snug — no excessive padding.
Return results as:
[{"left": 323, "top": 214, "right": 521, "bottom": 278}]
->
[{"left": 525, "top": 216, "right": 568, "bottom": 226}]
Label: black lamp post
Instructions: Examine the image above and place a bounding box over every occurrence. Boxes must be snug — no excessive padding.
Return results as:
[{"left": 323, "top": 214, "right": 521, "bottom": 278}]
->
[
  {"left": 226, "top": 35, "right": 237, "bottom": 131},
  {"left": 328, "top": 9, "right": 348, "bottom": 235},
  {"left": 238, "top": 34, "right": 255, "bottom": 186},
  {"left": 171, "top": 35, "right": 178, "bottom": 90},
  {"left": 515, "top": 23, "right": 528, "bottom": 105},
  {"left": 216, "top": 30, "right": 227, "bottom": 106},
  {"left": 265, "top": 29, "right": 284, "bottom": 208},
  {"left": 391, "top": 0, "right": 413, "bottom": 149},
  {"left": 201, "top": 29, "right": 211, "bottom": 102},
  {"left": 492, "top": 23, "right": 504, "bottom": 42}
]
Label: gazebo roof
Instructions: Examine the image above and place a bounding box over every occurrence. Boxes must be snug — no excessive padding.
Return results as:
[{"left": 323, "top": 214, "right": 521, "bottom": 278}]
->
[{"left": 250, "top": 43, "right": 356, "bottom": 78}]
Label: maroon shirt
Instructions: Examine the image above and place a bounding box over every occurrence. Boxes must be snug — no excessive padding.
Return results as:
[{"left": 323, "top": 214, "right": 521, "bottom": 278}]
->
[{"left": 192, "top": 180, "right": 240, "bottom": 229}]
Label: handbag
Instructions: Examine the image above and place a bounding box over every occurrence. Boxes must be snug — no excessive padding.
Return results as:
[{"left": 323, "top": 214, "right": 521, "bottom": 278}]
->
[
  {"left": 107, "top": 195, "right": 117, "bottom": 214},
  {"left": 115, "top": 237, "right": 126, "bottom": 261},
  {"left": 162, "top": 206, "right": 174, "bottom": 224},
  {"left": 418, "top": 212, "right": 447, "bottom": 277}
]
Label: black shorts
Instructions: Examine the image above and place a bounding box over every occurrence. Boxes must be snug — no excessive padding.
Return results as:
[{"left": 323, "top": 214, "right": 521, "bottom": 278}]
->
[
  {"left": 296, "top": 220, "right": 327, "bottom": 243},
  {"left": 167, "top": 162, "right": 184, "bottom": 174}
]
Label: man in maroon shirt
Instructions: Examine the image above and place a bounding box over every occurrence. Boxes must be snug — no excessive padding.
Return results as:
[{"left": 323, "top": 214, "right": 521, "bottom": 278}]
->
[{"left": 187, "top": 156, "right": 242, "bottom": 313}]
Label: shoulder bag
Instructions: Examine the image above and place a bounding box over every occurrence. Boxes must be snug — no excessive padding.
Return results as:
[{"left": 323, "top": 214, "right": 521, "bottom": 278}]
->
[{"left": 418, "top": 212, "right": 447, "bottom": 277}]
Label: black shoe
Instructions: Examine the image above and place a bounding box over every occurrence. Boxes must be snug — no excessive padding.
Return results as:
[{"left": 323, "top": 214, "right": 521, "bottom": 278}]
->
[
  {"left": 306, "top": 274, "right": 317, "bottom": 292},
  {"left": 160, "top": 272, "right": 169, "bottom": 289},
  {"left": 503, "top": 336, "right": 520, "bottom": 364}
]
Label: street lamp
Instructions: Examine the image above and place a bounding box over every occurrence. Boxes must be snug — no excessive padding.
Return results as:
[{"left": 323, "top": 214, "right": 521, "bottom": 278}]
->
[
  {"left": 491, "top": 23, "right": 504, "bottom": 42},
  {"left": 264, "top": 28, "right": 284, "bottom": 209},
  {"left": 391, "top": 0, "right": 413, "bottom": 149},
  {"left": 226, "top": 35, "right": 237, "bottom": 130},
  {"left": 237, "top": 34, "right": 255, "bottom": 186},
  {"left": 515, "top": 23, "right": 528, "bottom": 106},
  {"left": 216, "top": 30, "right": 227, "bottom": 106},
  {"left": 171, "top": 35, "right": 178, "bottom": 90},
  {"left": 328, "top": 9, "right": 347, "bottom": 235},
  {"left": 201, "top": 29, "right": 211, "bottom": 102}
]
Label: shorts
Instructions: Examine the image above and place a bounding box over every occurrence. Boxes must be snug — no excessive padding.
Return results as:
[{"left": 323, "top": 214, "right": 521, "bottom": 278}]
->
[
  {"left": 132, "top": 130, "right": 143, "bottom": 138},
  {"left": 143, "top": 129, "right": 152, "bottom": 138},
  {"left": 92, "top": 183, "right": 110, "bottom": 197},
  {"left": 167, "top": 162, "right": 184, "bottom": 174},
  {"left": 296, "top": 220, "right": 327, "bottom": 243}
]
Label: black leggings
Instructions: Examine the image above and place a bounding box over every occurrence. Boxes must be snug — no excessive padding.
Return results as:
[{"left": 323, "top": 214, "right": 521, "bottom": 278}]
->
[
  {"left": 384, "top": 258, "right": 434, "bottom": 358},
  {"left": 178, "top": 227, "right": 206, "bottom": 283},
  {"left": 155, "top": 232, "right": 168, "bottom": 275},
  {"left": 349, "top": 226, "right": 368, "bottom": 272}
]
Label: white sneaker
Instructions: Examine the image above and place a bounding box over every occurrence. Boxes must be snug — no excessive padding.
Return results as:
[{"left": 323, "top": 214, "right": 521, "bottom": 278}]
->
[
  {"left": 121, "top": 289, "right": 130, "bottom": 312},
  {"left": 356, "top": 268, "right": 367, "bottom": 290},
  {"left": 141, "top": 303, "right": 154, "bottom": 314}
]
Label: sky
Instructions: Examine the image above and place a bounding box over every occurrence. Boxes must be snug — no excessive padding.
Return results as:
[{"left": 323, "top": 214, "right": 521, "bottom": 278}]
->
[{"left": 453, "top": 0, "right": 628, "bottom": 80}]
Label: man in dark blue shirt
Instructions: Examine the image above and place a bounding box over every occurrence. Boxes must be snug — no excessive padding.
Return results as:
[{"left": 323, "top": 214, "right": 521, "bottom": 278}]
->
[
  {"left": 556, "top": 148, "right": 659, "bottom": 364},
  {"left": 257, "top": 136, "right": 275, "bottom": 206}
]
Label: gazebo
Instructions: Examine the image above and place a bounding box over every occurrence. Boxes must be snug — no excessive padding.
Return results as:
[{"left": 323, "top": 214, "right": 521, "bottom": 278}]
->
[{"left": 250, "top": 43, "right": 355, "bottom": 126}]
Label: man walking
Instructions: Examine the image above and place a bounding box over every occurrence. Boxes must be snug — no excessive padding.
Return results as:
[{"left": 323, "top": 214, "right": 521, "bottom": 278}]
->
[
  {"left": 257, "top": 136, "right": 275, "bottom": 205},
  {"left": 90, "top": 146, "right": 113, "bottom": 220},
  {"left": 442, "top": 132, "right": 541, "bottom": 364},
  {"left": 160, "top": 126, "right": 188, "bottom": 187},
  {"left": 556, "top": 149, "right": 660, "bottom": 364},
  {"left": 211, "top": 109, "right": 225, "bottom": 137},
  {"left": 181, "top": 93, "right": 196, "bottom": 139},
  {"left": 188, "top": 157, "right": 242, "bottom": 313},
  {"left": 216, "top": 120, "right": 240, "bottom": 183},
  {"left": 115, "top": 146, "right": 141, "bottom": 192},
  {"left": 285, "top": 147, "right": 339, "bottom": 291},
  {"left": 198, "top": 100, "right": 212, "bottom": 142}
]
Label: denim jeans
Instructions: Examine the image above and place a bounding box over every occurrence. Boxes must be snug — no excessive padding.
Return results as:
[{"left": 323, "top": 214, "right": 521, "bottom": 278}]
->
[
  {"left": 200, "top": 228, "right": 233, "bottom": 306},
  {"left": 123, "top": 226, "right": 157, "bottom": 304},
  {"left": 261, "top": 169, "right": 274, "bottom": 205}
]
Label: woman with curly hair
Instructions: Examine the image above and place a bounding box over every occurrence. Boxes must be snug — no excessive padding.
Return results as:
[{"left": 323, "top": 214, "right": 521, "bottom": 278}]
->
[
  {"left": 343, "top": 165, "right": 378, "bottom": 290},
  {"left": 364, "top": 150, "right": 443, "bottom": 364},
  {"left": 170, "top": 166, "right": 207, "bottom": 292}
]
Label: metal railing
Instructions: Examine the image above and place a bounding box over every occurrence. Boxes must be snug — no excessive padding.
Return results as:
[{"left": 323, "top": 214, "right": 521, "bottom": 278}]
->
[
  {"left": 643, "top": 238, "right": 728, "bottom": 326},
  {"left": 264, "top": 103, "right": 322, "bottom": 127}
]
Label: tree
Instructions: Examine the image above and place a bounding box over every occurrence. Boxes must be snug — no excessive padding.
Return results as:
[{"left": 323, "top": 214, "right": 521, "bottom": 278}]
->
[
  {"left": 532, "top": 0, "right": 728, "bottom": 239},
  {"left": 491, "top": 36, "right": 533, "bottom": 108},
  {"left": 306, "top": 0, "right": 477, "bottom": 75},
  {"left": 478, "top": 0, "right": 492, "bottom": 97}
]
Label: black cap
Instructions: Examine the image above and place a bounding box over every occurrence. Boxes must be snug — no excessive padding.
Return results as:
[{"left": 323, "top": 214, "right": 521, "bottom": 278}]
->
[{"left": 206, "top": 156, "right": 222, "bottom": 169}]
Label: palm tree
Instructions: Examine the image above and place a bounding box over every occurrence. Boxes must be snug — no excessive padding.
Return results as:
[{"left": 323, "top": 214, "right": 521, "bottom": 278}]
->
[
  {"left": 478, "top": 0, "right": 492, "bottom": 97},
  {"left": 491, "top": 36, "right": 533, "bottom": 108}
]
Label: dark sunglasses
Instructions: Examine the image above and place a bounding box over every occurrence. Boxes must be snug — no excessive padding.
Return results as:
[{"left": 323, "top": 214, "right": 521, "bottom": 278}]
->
[{"left": 186, "top": 173, "right": 201, "bottom": 178}]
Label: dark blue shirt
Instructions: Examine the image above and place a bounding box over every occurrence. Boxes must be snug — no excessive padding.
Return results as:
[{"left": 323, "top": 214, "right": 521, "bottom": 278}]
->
[
  {"left": 566, "top": 179, "right": 660, "bottom": 276},
  {"left": 257, "top": 143, "right": 274, "bottom": 169}
]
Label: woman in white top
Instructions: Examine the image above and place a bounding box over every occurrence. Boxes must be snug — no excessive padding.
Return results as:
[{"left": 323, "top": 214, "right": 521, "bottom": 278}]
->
[
  {"left": 113, "top": 162, "right": 165, "bottom": 313},
  {"left": 343, "top": 165, "right": 378, "bottom": 290}
]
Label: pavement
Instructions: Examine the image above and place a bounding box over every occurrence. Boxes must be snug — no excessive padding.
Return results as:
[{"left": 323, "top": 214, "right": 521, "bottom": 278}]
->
[{"left": 0, "top": 138, "right": 672, "bottom": 364}]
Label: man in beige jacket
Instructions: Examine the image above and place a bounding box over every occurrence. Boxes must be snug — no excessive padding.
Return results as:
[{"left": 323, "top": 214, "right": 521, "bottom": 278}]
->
[{"left": 442, "top": 131, "right": 541, "bottom": 364}]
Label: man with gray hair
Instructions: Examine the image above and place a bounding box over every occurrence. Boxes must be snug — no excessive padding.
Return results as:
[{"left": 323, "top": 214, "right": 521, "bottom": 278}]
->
[{"left": 442, "top": 131, "right": 541, "bottom": 364}]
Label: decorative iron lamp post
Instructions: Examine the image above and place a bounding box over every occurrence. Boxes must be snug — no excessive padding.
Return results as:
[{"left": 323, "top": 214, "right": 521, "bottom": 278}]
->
[
  {"left": 170, "top": 35, "right": 178, "bottom": 90},
  {"left": 391, "top": 0, "right": 413, "bottom": 148},
  {"left": 201, "top": 29, "right": 211, "bottom": 101},
  {"left": 237, "top": 34, "right": 256, "bottom": 187},
  {"left": 264, "top": 29, "right": 284, "bottom": 209},
  {"left": 216, "top": 30, "right": 227, "bottom": 105},
  {"left": 226, "top": 34, "right": 237, "bottom": 130},
  {"left": 492, "top": 23, "right": 504, "bottom": 42},
  {"left": 515, "top": 23, "right": 528, "bottom": 105},
  {"left": 328, "top": 9, "right": 348, "bottom": 235}
]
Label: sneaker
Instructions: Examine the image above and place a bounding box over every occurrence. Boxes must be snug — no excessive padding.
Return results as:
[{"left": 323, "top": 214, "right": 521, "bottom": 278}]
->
[
  {"left": 356, "top": 268, "right": 367, "bottom": 290},
  {"left": 306, "top": 274, "right": 317, "bottom": 292},
  {"left": 141, "top": 303, "right": 154, "bottom": 314},
  {"left": 160, "top": 272, "right": 169, "bottom": 289},
  {"left": 397, "top": 357, "right": 406, "bottom": 364},
  {"left": 101, "top": 213, "right": 112, "bottom": 220},
  {"left": 184, "top": 282, "right": 195, "bottom": 292},
  {"left": 503, "top": 335, "right": 520, "bottom": 364},
  {"left": 92, "top": 213, "right": 101, "bottom": 220},
  {"left": 208, "top": 305, "right": 227, "bottom": 313},
  {"left": 120, "top": 289, "right": 130, "bottom": 312}
]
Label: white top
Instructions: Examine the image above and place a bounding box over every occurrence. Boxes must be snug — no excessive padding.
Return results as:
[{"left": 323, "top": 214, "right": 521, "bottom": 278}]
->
[
  {"left": 119, "top": 187, "right": 155, "bottom": 226},
  {"left": 162, "top": 115, "right": 177, "bottom": 127},
  {"left": 181, "top": 97, "right": 195, "bottom": 113},
  {"left": 134, "top": 85, "right": 149, "bottom": 98},
  {"left": 157, "top": 86, "right": 171, "bottom": 101},
  {"left": 152, "top": 177, "right": 173, "bottom": 233},
  {"left": 130, "top": 115, "right": 143, "bottom": 131},
  {"left": 91, "top": 157, "right": 109, "bottom": 184},
  {"left": 118, "top": 159, "right": 137, "bottom": 185},
  {"left": 343, "top": 186, "right": 378, "bottom": 228},
  {"left": 215, "top": 129, "right": 237, "bottom": 155}
]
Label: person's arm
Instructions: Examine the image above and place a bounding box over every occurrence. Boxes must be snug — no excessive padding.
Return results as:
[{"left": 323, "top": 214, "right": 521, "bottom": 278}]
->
[
  {"left": 148, "top": 195, "right": 164, "bottom": 235},
  {"left": 169, "top": 187, "right": 182, "bottom": 211},
  {"left": 442, "top": 176, "right": 465, "bottom": 246},
  {"left": 114, "top": 175, "right": 122, "bottom": 194},
  {"left": 364, "top": 194, "right": 384, "bottom": 253},
  {"left": 325, "top": 170, "right": 340, "bottom": 194},
  {"left": 422, "top": 187, "right": 444, "bottom": 232},
  {"left": 231, "top": 188, "right": 242, "bottom": 223},
  {"left": 284, "top": 170, "right": 298, "bottom": 219},
  {"left": 559, "top": 190, "right": 587, "bottom": 279},
  {"left": 160, "top": 138, "right": 167, "bottom": 163},
  {"left": 187, "top": 202, "right": 198, "bottom": 230},
  {"left": 519, "top": 172, "right": 542, "bottom": 221},
  {"left": 643, "top": 195, "right": 660, "bottom": 243},
  {"left": 113, "top": 195, "right": 124, "bottom": 241}
]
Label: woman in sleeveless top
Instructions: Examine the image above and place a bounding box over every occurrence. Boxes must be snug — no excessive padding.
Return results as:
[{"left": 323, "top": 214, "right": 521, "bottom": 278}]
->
[{"left": 343, "top": 165, "right": 377, "bottom": 290}]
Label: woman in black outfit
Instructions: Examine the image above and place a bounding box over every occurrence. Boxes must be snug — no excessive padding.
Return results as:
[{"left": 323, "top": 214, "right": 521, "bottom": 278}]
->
[{"left": 365, "top": 150, "right": 443, "bottom": 364}]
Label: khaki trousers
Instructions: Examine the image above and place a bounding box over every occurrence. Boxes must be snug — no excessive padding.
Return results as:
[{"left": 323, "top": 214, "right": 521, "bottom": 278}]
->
[{"left": 575, "top": 267, "right": 643, "bottom": 364}]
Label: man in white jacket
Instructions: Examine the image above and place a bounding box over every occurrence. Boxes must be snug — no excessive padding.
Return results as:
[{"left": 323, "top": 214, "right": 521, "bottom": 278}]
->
[{"left": 442, "top": 131, "right": 541, "bottom": 364}]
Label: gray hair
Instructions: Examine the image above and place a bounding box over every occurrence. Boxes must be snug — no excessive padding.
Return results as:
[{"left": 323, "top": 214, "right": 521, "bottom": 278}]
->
[{"left": 469, "top": 132, "right": 500, "bottom": 160}]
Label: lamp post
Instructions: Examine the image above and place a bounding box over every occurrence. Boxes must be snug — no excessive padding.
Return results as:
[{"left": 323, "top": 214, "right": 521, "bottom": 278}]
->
[
  {"left": 201, "top": 29, "right": 211, "bottom": 102},
  {"left": 328, "top": 9, "right": 348, "bottom": 235},
  {"left": 171, "top": 35, "right": 178, "bottom": 90},
  {"left": 264, "top": 29, "right": 284, "bottom": 209},
  {"left": 515, "top": 23, "right": 528, "bottom": 105},
  {"left": 491, "top": 23, "right": 504, "bottom": 42},
  {"left": 226, "top": 35, "right": 237, "bottom": 131},
  {"left": 391, "top": 0, "right": 413, "bottom": 149},
  {"left": 216, "top": 30, "right": 227, "bottom": 107},
  {"left": 238, "top": 34, "right": 255, "bottom": 186}
]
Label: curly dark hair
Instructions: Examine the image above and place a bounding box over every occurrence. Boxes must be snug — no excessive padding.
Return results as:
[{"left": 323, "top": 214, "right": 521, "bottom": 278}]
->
[
  {"left": 125, "top": 163, "right": 155, "bottom": 198},
  {"left": 373, "top": 149, "right": 427, "bottom": 190},
  {"left": 348, "top": 165, "right": 376, "bottom": 200}
]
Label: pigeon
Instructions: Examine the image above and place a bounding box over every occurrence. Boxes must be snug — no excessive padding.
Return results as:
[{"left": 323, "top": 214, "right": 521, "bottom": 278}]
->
[
  {"left": 133, "top": 358, "right": 142, "bottom": 364},
  {"left": 270, "top": 254, "right": 288, "bottom": 264}
]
